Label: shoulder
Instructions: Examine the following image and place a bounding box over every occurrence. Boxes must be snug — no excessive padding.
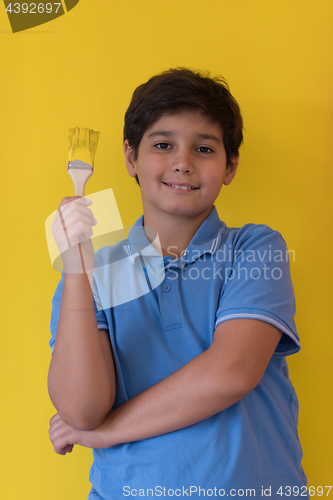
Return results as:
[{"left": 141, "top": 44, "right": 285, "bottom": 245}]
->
[
  {"left": 93, "top": 238, "right": 129, "bottom": 267},
  {"left": 222, "top": 223, "right": 288, "bottom": 252}
]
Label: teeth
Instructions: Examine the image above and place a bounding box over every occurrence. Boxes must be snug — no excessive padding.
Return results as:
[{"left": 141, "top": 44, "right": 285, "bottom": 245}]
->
[{"left": 169, "top": 184, "right": 195, "bottom": 190}]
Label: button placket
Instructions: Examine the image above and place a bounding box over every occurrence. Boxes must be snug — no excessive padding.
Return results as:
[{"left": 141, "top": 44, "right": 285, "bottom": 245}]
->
[{"left": 158, "top": 268, "right": 182, "bottom": 331}]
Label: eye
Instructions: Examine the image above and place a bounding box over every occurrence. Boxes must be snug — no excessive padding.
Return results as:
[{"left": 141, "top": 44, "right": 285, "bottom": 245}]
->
[
  {"left": 197, "top": 146, "right": 214, "bottom": 153},
  {"left": 155, "top": 142, "right": 171, "bottom": 150},
  {"left": 154, "top": 143, "right": 214, "bottom": 153}
]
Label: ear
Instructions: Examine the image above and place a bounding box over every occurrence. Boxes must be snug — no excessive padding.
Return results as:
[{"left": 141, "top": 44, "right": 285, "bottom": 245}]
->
[
  {"left": 223, "top": 155, "right": 239, "bottom": 186},
  {"left": 124, "top": 140, "right": 138, "bottom": 178}
]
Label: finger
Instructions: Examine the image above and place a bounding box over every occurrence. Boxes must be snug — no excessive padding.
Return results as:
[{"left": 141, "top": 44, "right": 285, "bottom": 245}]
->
[
  {"left": 66, "top": 221, "right": 94, "bottom": 246},
  {"left": 59, "top": 206, "right": 97, "bottom": 229},
  {"left": 60, "top": 196, "right": 92, "bottom": 211},
  {"left": 58, "top": 196, "right": 92, "bottom": 209},
  {"left": 49, "top": 413, "right": 60, "bottom": 426},
  {"left": 58, "top": 209, "right": 97, "bottom": 240},
  {"left": 59, "top": 201, "right": 93, "bottom": 224},
  {"left": 49, "top": 419, "right": 77, "bottom": 447},
  {"left": 54, "top": 444, "right": 72, "bottom": 455},
  {"left": 55, "top": 444, "right": 74, "bottom": 455},
  {"left": 54, "top": 198, "right": 96, "bottom": 234},
  {"left": 49, "top": 418, "right": 65, "bottom": 436},
  {"left": 56, "top": 211, "right": 96, "bottom": 247},
  {"left": 59, "top": 199, "right": 95, "bottom": 220},
  {"left": 51, "top": 212, "right": 94, "bottom": 249},
  {"left": 49, "top": 416, "right": 67, "bottom": 434},
  {"left": 53, "top": 198, "right": 92, "bottom": 227}
]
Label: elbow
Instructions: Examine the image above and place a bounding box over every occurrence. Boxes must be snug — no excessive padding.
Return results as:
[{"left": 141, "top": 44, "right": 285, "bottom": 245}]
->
[
  {"left": 235, "top": 375, "right": 262, "bottom": 401},
  {"left": 236, "top": 377, "right": 258, "bottom": 399},
  {"left": 226, "top": 379, "right": 252, "bottom": 404},
  {"left": 66, "top": 413, "right": 107, "bottom": 431},
  {"left": 211, "top": 372, "right": 259, "bottom": 410},
  {"left": 47, "top": 367, "right": 116, "bottom": 431},
  {"left": 57, "top": 403, "right": 113, "bottom": 431},
  {"left": 48, "top": 384, "right": 115, "bottom": 431},
  {"left": 231, "top": 371, "right": 262, "bottom": 399},
  {"left": 78, "top": 396, "right": 115, "bottom": 430}
]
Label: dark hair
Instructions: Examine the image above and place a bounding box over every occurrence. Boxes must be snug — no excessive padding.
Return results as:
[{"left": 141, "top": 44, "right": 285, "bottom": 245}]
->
[{"left": 123, "top": 67, "right": 243, "bottom": 186}]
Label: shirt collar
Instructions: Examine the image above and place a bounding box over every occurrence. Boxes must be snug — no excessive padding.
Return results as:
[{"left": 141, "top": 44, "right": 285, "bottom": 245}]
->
[
  {"left": 123, "top": 206, "right": 226, "bottom": 267},
  {"left": 181, "top": 206, "right": 226, "bottom": 265},
  {"left": 123, "top": 216, "right": 161, "bottom": 264}
]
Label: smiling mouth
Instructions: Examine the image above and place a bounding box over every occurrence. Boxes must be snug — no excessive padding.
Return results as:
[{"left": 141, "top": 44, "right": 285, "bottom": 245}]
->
[{"left": 162, "top": 182, "right": 199, "bottom": 190}]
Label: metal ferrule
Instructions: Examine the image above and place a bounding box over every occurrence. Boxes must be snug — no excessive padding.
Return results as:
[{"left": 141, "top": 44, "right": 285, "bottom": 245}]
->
[{"left": 68, "top": 159, "right": 93, "bottom": 171}]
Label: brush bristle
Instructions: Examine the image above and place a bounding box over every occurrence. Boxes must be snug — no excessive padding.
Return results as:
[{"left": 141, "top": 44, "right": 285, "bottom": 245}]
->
[{"left": 68, "top": 127, "right": 101, "bottom": 165}]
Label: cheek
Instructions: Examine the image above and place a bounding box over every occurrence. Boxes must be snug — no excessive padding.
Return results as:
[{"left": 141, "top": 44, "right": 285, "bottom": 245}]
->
[
  {"left": 208, "top": 170, "right": 225, "bottom": 190},
  {"left": 138, "top": 159, "right": 161, "bottom": 179}
]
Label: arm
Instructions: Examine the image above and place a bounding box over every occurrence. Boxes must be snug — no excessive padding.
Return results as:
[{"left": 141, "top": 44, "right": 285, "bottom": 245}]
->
[
  {"left": 48, "top": 197, "right": 116, "bottom": 431},
  {"left": 49, "top": 319, "right": 282, "bottom": 452}
]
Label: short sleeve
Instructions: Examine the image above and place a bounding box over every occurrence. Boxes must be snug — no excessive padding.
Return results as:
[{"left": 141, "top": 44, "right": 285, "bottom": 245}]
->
[
  {"left": 49, "top": 271, "right": 109, "bottom": 355},
  {"left": 215, "top": 225, "right": 300, "bottom": 356}
]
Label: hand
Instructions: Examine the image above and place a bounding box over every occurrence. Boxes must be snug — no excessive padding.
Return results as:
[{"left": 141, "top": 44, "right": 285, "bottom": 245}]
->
[
  {"left": 49, "top": 413, "right": 79, "bottom": 455},
  {"left": 51, "top": 197, "right": 97, "bottom": 274},
  {"left": 49, "top": 413, "right": 111, "bottom": 454}
]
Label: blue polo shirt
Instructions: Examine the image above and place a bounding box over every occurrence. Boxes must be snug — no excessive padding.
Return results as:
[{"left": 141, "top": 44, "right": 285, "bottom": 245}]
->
[{"left": 49, "top": 206, "right": 308, "bottom": 499}]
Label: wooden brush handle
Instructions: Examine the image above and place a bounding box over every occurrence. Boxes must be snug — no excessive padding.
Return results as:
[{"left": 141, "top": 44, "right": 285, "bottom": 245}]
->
[
  {"left": 68, "top": 169, "right": 93, "bottom": 273},
  {"left": 68, "top": 169, "right": 93, "bottom": 197}
]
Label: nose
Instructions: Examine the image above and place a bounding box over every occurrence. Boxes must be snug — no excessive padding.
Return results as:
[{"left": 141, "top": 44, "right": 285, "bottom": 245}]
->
[{"left": 171, "top": 149, "right": 194, "bottom": 174}]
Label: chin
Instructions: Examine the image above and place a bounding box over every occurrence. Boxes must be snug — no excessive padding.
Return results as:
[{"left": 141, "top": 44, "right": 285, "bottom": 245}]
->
[{"left": 165, "top": 204, "right": 211, "bottom": 219}]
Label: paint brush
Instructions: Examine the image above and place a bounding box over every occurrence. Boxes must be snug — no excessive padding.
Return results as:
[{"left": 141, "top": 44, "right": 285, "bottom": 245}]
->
[
  {"left": 67, "top": 126, "right": 101, "bottom": 273},
  {"left": 68, "top": 127, "right": 101, "bottom": 196}
]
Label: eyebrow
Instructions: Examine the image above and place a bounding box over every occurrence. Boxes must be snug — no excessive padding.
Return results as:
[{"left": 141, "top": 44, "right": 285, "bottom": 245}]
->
[{"left": 147, "top": 130, "right": 221, "bottom": 144}]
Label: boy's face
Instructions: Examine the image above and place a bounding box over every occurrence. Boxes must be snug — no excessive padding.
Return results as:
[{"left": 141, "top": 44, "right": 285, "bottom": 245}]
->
[{"left": 124, "top": 110, "right": 238, "bottom": 224}]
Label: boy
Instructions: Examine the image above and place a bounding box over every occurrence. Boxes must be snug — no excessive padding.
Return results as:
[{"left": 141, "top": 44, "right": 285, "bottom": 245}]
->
[{"left": 48, "top": 67, "right": 308, "bottom": 499}]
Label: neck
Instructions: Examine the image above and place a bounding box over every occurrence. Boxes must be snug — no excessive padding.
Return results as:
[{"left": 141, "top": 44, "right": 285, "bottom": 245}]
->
[{"left": 143, "top": 206, "right": 214, "bottom": 259}]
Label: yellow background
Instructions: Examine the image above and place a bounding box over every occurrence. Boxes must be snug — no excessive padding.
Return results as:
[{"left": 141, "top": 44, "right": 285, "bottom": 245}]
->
[{"left": 0, "top": 0, "right": 332, "bottom": 498}]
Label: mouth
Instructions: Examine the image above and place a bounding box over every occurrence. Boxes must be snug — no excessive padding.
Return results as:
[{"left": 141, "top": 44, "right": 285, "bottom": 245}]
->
[{"left": 162, "top": 181, "right": 199, "bottom": 191}]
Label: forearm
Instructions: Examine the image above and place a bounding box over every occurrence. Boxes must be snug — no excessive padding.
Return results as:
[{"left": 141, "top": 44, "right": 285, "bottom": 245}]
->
[
  {"left": 84, "top": 346, "right": 249, "bottom": 448},
  {"left": 48, "top": 272, "right": 115, "bottom": 430},
  {"left": 50, "top": 320, "right": 281, "bottom": 453}
]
